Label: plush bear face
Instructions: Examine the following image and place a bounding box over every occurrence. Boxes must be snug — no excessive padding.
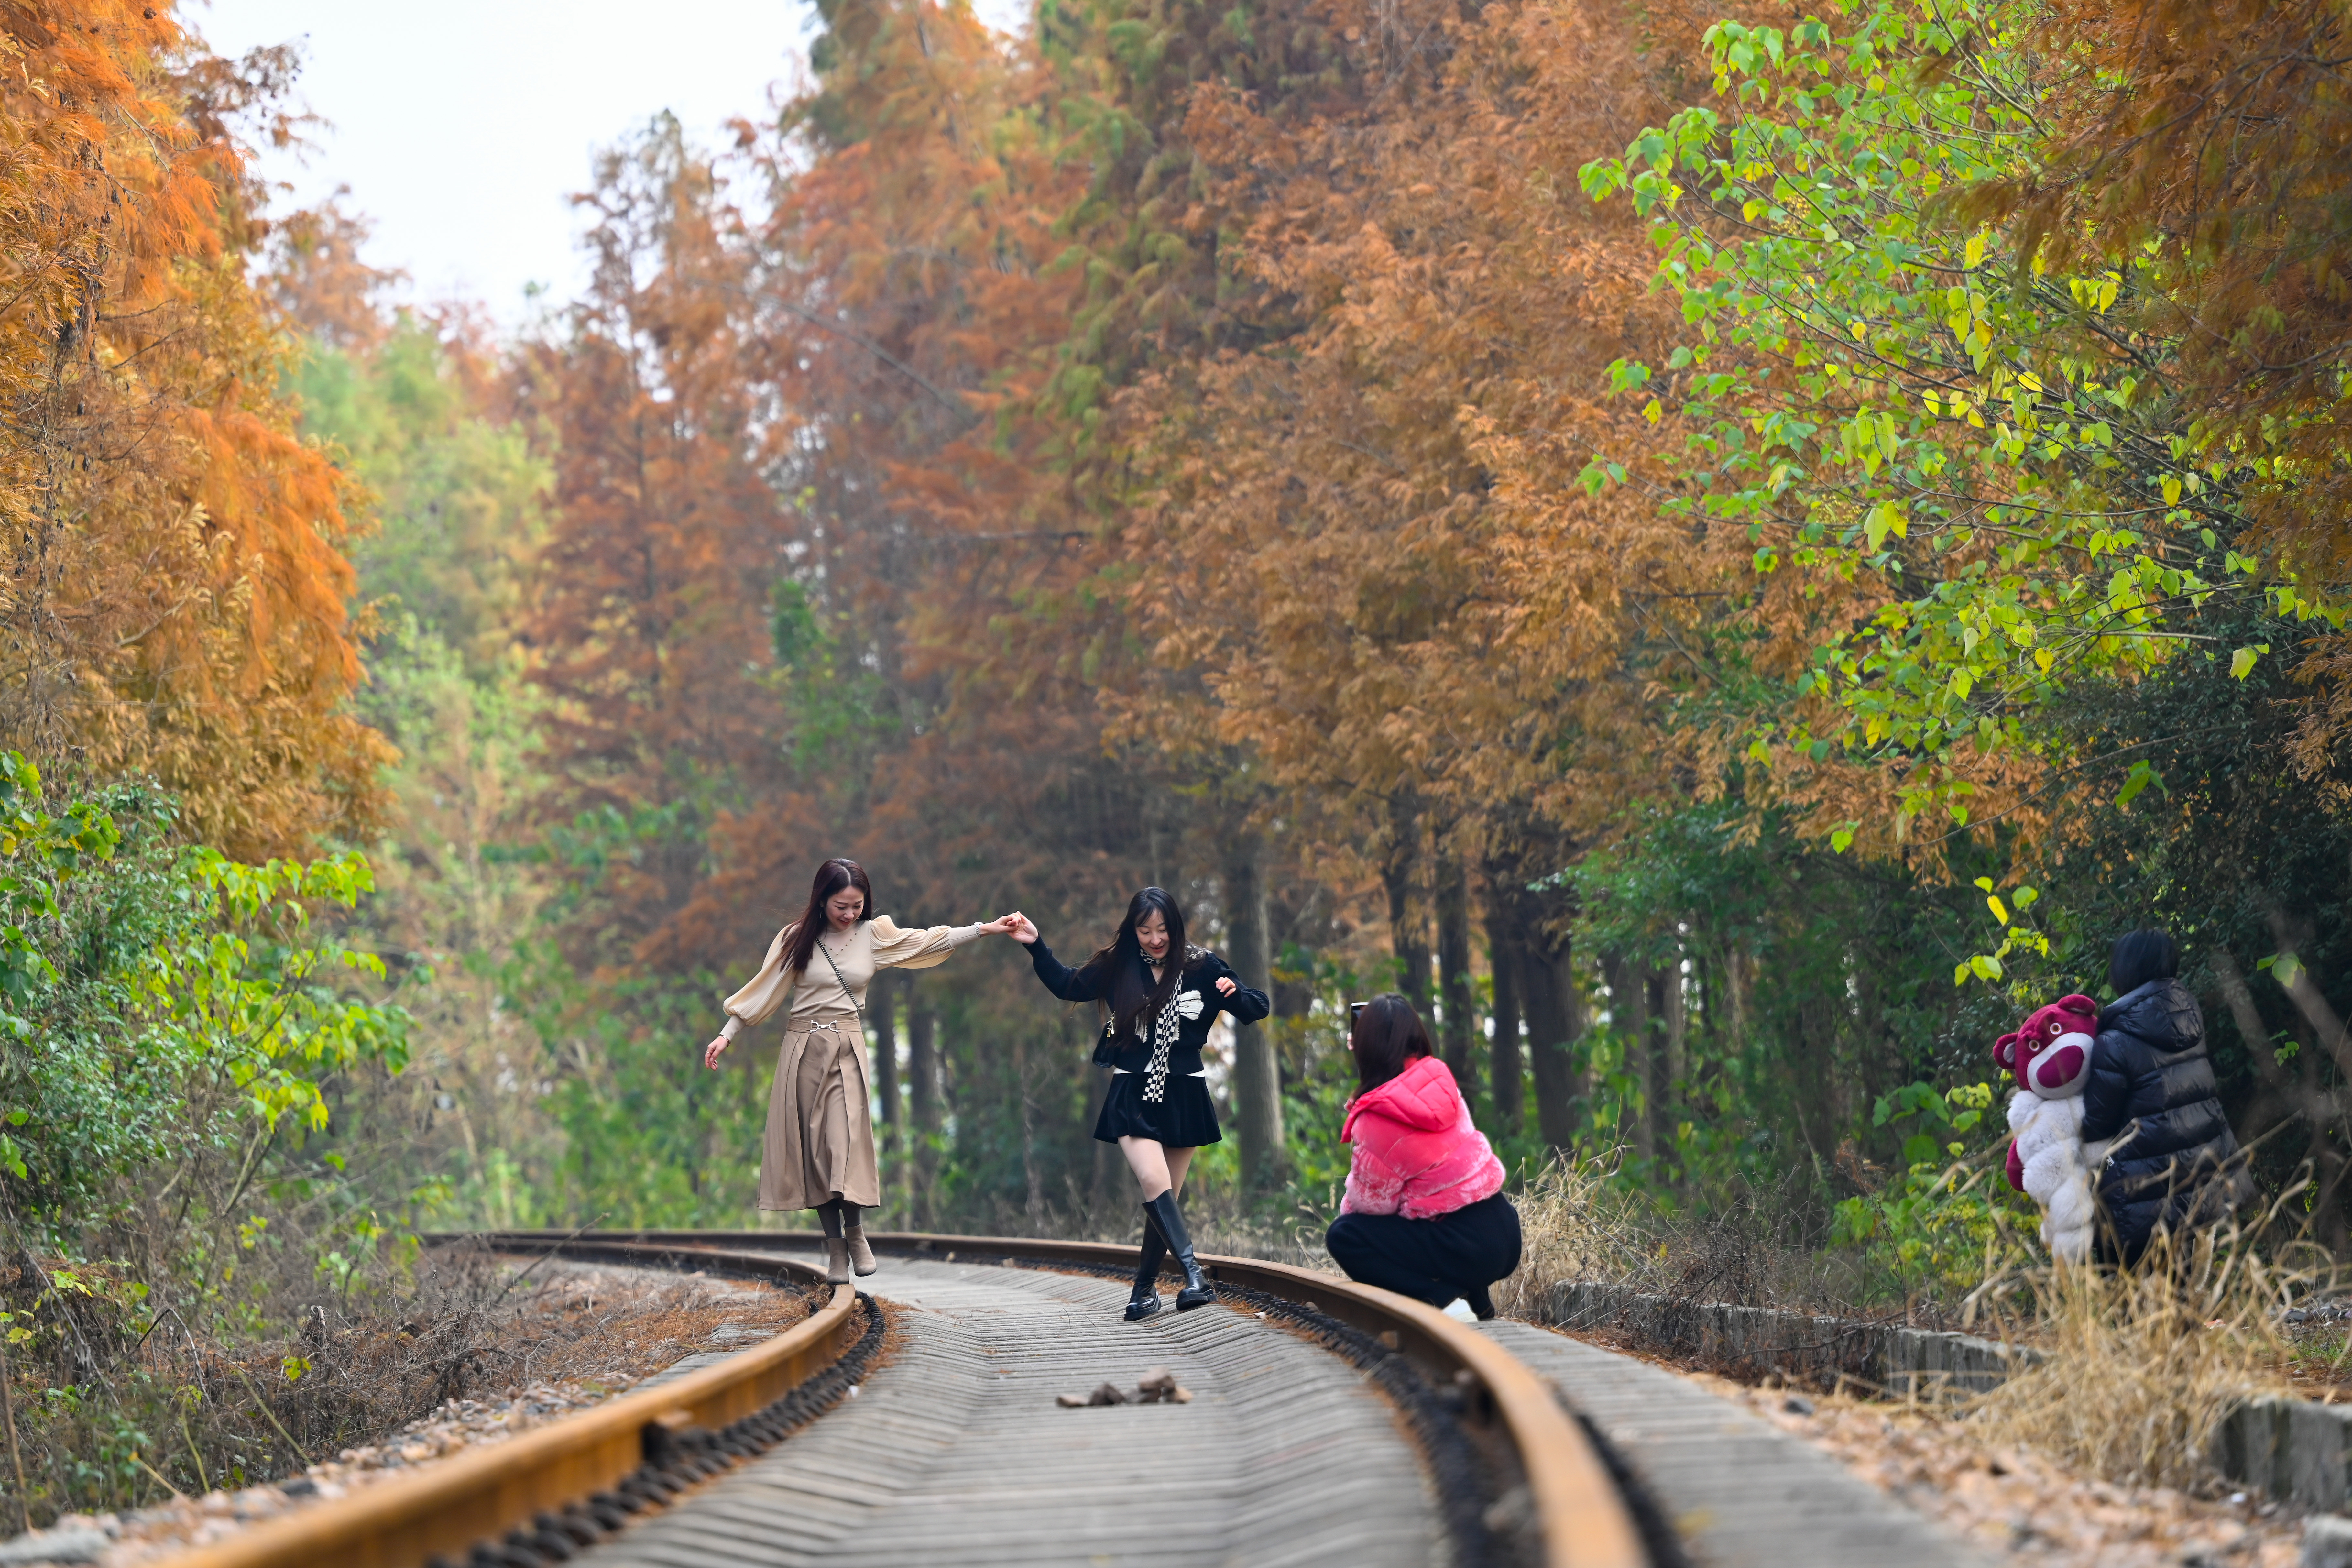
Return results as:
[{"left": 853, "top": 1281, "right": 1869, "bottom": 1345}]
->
[{"left": 2013, "top": 994, "right": 2099, "bottom": 1098}]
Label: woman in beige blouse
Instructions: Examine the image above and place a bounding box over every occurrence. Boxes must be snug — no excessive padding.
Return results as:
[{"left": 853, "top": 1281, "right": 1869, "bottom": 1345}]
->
[{"left": 703, "top": 857, "right": 1020, "bottom": 1282}]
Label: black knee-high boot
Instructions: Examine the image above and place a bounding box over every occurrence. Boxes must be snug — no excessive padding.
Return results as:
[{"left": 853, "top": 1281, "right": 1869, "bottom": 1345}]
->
[
  {"left": 1126, "top": 1209, "right": 1167, "bottom": 1321},
  {"left": 1143, "top": 1190, "right": 1215, "bottom": 1311}
]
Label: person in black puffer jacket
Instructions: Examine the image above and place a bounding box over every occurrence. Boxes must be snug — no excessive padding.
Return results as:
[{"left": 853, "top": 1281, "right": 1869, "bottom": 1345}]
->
[{"left": 2080, "top": 928, "right": 2256, "bottom": 1266}]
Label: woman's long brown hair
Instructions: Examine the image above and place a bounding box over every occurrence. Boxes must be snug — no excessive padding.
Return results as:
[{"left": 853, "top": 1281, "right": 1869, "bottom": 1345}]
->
[{"left": 784, "top": 858, "right": 874, "bottom": 974}]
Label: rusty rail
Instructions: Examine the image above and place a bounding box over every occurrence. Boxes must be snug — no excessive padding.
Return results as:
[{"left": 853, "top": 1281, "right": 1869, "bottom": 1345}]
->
[
  {"left": 162, "top": 1243, "right": 859, "bottom": 1568},
  {"left": 468, "top": 1229, "right": 1650, "bottom": 1568}
]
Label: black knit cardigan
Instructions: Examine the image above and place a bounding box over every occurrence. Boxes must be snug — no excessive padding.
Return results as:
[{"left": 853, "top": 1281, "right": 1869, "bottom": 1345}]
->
[{"left": 1023, "top": 939, "right": 1271, "bottom": 1076}]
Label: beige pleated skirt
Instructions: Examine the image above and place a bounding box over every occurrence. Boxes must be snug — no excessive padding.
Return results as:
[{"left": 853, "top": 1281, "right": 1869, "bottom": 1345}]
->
[{"left": 757, "top": 1016, "right": 879, "bottom": 1211}]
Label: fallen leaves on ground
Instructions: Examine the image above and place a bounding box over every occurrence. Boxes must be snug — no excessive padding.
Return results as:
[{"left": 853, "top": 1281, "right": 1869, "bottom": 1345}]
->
[{"left": 1696, "top": 1372, "right": 2307, "bottom": 1568}]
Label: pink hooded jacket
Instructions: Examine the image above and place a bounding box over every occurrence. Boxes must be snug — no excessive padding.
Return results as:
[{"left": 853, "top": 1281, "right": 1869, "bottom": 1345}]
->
[{"left": 1339, "top": 1055, "right": 1507, "bottom": 1220}]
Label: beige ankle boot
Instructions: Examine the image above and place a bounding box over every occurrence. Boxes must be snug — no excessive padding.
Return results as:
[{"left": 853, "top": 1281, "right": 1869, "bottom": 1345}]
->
[
  {"left": 824, "top": 1236, "right": 851, "bottom": 1284},
  {"left": 844, "top": 1225, "right": 879, "bottom": 1277}
]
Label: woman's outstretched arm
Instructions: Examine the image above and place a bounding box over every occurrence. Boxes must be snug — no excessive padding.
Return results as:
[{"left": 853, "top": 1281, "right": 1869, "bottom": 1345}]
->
[
  {"left": 868, "top": 914, "right": 1023, "bottom": 973},
  {"left": 1007, "top": 914, "right": 1107, "bottom": 1003},
  {"left": 704, "top": 924, "right": 798, "bottom": 1069}
]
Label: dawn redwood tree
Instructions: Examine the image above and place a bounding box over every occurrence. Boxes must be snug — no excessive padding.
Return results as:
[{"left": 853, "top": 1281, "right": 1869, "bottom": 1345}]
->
[
  {"left": 519, "top": 119, "right": 792, "bottom": 965},
  {"left": 0, "top": 1, "right": 393, "bottom": 855}
]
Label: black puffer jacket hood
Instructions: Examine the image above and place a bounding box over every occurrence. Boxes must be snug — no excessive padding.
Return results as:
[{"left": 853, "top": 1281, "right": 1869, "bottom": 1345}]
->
[{"left": 2080, "top": 978, "right": 2254, "bottom": 1264}]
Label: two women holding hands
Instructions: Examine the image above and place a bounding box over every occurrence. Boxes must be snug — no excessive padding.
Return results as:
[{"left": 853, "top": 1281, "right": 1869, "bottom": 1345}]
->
[{"left": 705, "top": 867, "right": 1269, "bottom": 1312}]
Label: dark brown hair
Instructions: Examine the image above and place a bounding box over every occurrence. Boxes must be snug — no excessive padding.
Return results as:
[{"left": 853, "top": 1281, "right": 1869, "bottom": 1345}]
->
[
  {"left": 1077, "top": 887, "right": 1190, "bottom": 1038},
  {"left": 1350, "top": 993, "right": 1433, "bottom": 1094},
  {"left": 784, "top": 858, "right": 873, "bottom": 974}
]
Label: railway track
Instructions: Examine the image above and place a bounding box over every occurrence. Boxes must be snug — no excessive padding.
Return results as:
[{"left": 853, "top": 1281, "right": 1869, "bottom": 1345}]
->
[{"left": 158, "top": 1229, "right": 1657, "bottom": 1568}]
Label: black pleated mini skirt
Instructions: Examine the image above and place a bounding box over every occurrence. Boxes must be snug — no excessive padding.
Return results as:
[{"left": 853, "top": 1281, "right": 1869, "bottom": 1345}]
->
[{"left": 1093, "top": 1073, "right": 1222, "bottom": 1146}]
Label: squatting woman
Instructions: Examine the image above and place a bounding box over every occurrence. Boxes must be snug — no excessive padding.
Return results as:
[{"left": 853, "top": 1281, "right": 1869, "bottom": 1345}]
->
[
  {"left": 1324, "top": 995, "right": 1520, "bottom": 1319},
  {"left": 703, "top": 858, "right": 1019, "bottom": 1283},
  {"left": 1010, "top": 889, "right": 1270, "bottom": 1318}
]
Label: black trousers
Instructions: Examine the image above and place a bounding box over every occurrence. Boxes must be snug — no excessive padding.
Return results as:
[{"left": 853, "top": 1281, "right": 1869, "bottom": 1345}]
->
[{"left": 1325, "top": 1193, "right": 1521, "bottom": 1309}]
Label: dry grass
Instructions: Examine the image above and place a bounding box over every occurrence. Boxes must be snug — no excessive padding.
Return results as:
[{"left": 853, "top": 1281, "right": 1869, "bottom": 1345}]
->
[
  {"left": 22, "top": 1260, "right": 825, "bottom": 1565},
  {"left": 1491, "top": 1155, "right": 1660, "bottom": 1318},
  {"left": 1965, "top": 1221, "right": 2319, "bottom": 1491},
  {"left": 1490, "top": 1152, "right": 1842, "bottom": 1319}
]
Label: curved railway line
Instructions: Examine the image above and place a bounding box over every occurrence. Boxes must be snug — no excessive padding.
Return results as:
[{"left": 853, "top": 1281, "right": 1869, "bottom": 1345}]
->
[{"left": 148, "top": 1231, "right": 1979, "bottom": 1568}]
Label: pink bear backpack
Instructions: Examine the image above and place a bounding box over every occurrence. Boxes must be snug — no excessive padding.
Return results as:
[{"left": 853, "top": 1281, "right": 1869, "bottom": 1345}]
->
[{"left": 1999, "top": 993, "right": 2102, "bottom": 1262}]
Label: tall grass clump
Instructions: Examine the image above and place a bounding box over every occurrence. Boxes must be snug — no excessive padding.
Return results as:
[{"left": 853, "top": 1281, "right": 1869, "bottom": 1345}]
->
[
  {"left": 1970, "top": 1212, "right": 2321, "bottom": 1490},
  {"left": 1495, "top": 1152, "right": 1884, "bottom": 1319},
  {"left": 1493, "top": 1155, "right": 1669, "bottom": 1318}
]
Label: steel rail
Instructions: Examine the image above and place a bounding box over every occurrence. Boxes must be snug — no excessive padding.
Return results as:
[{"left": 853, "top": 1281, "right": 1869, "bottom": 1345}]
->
[
  {"left": 470, "top": 1228, "right": 1649, "bottom": 1568},
  {"left": 160, "top": 1244, "right": 859, "bottom": 1568}
]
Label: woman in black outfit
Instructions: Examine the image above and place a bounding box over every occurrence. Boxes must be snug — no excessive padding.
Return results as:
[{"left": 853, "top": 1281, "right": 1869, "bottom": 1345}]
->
[
  {"left": 1009, "top": 889, "right": 1270, "bottom": 1318},
  {"left": 2081, "top": 928, "right": 2256, "bottom": 1266}
]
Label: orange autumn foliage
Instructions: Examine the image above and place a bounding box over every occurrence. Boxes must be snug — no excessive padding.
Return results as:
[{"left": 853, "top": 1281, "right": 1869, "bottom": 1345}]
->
[
  {"left": 0, "top": 1, "right": 388, "bottom": 854},
  {"left": 694, "top": 0, "right": 1748, "bottom": 894},
  {"left": 513, "top": 123, "right": 791, "bottom": 961},
  {"left": 1104, "top": 0, "right": 1724, "bottom": 842}
]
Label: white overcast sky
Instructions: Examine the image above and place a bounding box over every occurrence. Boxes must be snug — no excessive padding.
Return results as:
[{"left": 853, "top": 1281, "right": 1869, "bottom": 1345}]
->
[{"left": 195, "top": 0, "right": 1023, "bottom": 320}]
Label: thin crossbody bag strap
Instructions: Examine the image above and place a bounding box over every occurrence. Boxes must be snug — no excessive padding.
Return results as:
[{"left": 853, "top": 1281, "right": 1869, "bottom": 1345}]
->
[{"left": 815, "top": 933, "right": 867, "bottom": 1039}]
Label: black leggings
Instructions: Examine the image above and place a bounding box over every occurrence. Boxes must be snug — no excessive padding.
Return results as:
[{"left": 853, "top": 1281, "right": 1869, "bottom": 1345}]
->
[
  {"left": 1325, "top": 1193, "right": 1521, "bottom": 1316},
  {"left": 815, "top": 1198, "right": 863, "bottom": 1238}
]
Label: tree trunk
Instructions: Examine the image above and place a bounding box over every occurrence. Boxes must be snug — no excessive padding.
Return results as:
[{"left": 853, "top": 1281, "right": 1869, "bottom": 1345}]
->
[
  {"left": 1792, "top": 995, "right": 1840, "bottom": 1169},
  {"left": 1601, "top": 951, "right": 1654, "bottom": 1161},
  {"left": 1482, "top": 817, "right": 1581, "bottom": 1148},
  {"left": 2210, "top": 946, "right": 2337, "bottom": 1249},
  {"left": 1224, "top": 834, "right": 1285, "bottom": 1189},
  {"left": 1661, "top": 953, "right": 1687, "bottom": 1158},
  {"left": 1435, "top": 852, "right": 1476, "bottom": 1095},
  {"left": 1523, "top": 933, "right": 1583, "bottom": 1149},
  {"left": 1723, "top": 942, "right": 1752, "bottom": 1042},
  {"left": 1269, "top": 889, "right": 1314, "bottom": 1019},
  {"left": 870, "top": 974, "right": 898, "bottom": 1212},
  {"left": 1383, "top": 794, "right": 1430, "bottom": 1009},
  {"left": 908, "top": 1003, "right": 938, "bottom": 1224},
  {"left": 1484, "top": 892, "right": 1524, "bottom": 1134},
  {"left": 872, "top": 972, "right": 898, "bottom": 1129}
]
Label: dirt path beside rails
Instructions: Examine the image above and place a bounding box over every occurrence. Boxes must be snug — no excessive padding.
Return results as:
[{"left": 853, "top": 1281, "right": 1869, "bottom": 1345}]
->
[
  {"left": 1, "top": 1260, "right": 811, "bottom": 1568},
  {"left": 1641, "top": 1341, "right": 2311, "bottom": 1568}
]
